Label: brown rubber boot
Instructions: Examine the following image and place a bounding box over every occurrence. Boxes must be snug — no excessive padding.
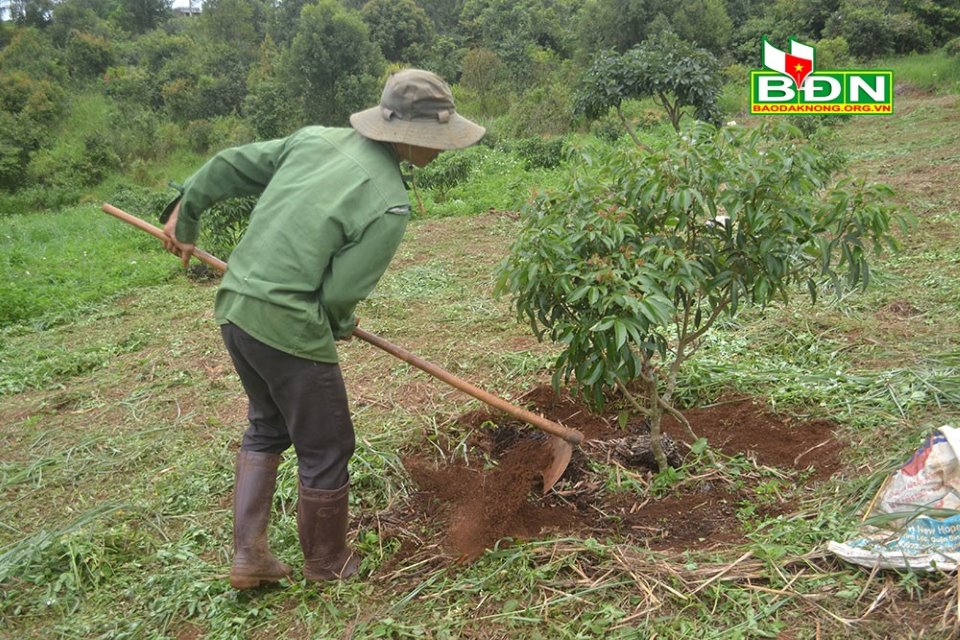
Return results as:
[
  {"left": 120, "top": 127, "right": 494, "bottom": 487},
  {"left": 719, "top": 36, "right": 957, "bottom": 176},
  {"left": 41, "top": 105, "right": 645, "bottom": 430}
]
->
[
  {"left": 297, "top": 482, "right": 360, "bottom": 581},
  {"left": 229, "top": 450, "right": 294, "bottom": 589}
]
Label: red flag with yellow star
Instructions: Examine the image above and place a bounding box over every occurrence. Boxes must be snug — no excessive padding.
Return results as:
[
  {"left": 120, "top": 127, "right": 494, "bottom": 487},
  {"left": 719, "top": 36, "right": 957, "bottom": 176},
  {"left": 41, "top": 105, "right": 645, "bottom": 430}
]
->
[{"left": 763, "top": 38, "right": 815, "bottom": 89}]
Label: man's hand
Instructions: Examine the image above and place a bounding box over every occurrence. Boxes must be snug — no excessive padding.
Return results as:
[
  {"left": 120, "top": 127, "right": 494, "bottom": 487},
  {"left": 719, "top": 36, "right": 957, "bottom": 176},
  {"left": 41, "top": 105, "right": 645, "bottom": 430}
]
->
[
  {"left": 162, "top": 202, "right": 196, "bottom": 268},
  {"left": 337, "top": 316, "right": 360, "bottom": 342}
]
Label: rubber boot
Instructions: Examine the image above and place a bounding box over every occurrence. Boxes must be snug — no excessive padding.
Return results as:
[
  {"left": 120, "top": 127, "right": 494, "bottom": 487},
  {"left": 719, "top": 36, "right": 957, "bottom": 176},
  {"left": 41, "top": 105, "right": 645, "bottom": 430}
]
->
[
  {"left": 229, "top": 450, "right": 294, "bottom": 589},
  {"left": 297, "top": 482, "right": 360, "bottom": 581}
]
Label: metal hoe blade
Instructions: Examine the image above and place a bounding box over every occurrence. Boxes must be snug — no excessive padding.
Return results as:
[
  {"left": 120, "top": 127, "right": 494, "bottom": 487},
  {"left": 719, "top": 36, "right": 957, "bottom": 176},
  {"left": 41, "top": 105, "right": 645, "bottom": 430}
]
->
[{"left": 542, "top": 437, "right": 574, "bottom": 495}]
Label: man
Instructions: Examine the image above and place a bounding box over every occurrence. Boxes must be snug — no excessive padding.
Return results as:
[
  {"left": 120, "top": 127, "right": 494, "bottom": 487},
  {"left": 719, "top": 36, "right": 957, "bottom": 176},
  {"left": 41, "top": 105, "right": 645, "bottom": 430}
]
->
[{"left": 160, "top": 69, "right": 484, "bottom": 588}]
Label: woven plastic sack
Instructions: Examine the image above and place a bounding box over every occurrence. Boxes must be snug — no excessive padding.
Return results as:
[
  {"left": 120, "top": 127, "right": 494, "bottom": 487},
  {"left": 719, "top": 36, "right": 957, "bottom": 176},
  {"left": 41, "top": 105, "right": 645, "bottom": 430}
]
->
[
  {"left": 828, "top": 426, "right": 960, "bottom": 572},
  {"left": 878, "top": 426, "right": 960, "bottom": 514}
]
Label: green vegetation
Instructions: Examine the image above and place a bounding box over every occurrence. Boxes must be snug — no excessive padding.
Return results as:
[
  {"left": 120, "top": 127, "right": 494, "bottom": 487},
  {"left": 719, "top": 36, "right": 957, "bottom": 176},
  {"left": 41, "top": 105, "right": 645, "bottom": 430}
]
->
[
  {"left": 869, "top": 50, "right": 960, "bottom": 93},
  {"left": 2, "top": 86, "right": 959, "bottom": 637},
  {"left": 497, "top": 120, "right": 903, "bottom": 471},
  {"left": 0, "top": 205, "right": 173, "bottom": 330},
  {"left": 3, "top": 0, "right": 960, "bottom": 636},
  {"left": 0, "top": 0, "right": 957, "bottom": 215},
  {"left": 575, "top": 31, "right": 723, "bottom": 138}
]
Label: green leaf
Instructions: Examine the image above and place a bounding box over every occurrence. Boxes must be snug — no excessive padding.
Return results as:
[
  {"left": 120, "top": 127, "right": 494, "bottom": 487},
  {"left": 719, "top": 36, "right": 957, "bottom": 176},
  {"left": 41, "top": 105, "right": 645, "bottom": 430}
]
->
[
  {"left": 638, "top": 299, "right": 661, "bottom": 324},
  {"left": 583, "top": 360, "right": 606, "bottom": 386},
  {"left": 691, "top": 438, "right": 708, "bottom": 455},
  {"left": 590, "top": 317, "right": 615, "bottom": 332},
  {"left": 614, "top": 320, "right": 627, "bottom": 349},
  {"left": 568, "top": 285, "right": 591, "bottom": 303}
]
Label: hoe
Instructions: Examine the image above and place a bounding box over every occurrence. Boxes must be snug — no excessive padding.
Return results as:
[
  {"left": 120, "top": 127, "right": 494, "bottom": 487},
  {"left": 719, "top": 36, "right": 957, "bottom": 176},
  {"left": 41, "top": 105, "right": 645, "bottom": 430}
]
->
[{"left": 102, "top": 203, "right": 584, "bottom": 493}]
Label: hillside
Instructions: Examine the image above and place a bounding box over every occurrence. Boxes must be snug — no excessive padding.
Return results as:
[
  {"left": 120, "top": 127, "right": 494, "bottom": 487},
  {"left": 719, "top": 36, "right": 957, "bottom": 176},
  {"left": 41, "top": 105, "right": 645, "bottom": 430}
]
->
[{"left": 1, "top": 89, "right": 958, "bottom": 638}]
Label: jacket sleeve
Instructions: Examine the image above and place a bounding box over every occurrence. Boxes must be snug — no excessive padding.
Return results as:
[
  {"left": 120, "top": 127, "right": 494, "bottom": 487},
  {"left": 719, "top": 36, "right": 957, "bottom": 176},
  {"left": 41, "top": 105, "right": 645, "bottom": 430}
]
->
[
  {"left": 168, "top": 136, "right": 289, "bottom": 244},
  {"left": 321, "top": 207, "right": 410, "bottom": 340}
]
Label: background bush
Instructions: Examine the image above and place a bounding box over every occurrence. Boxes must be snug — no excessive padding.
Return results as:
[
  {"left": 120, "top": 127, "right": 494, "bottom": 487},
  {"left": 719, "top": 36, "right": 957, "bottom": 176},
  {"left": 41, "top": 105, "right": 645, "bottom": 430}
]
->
[
  {"left": 415, "top": 150, "right": 478, "bottom": 202},
  {"left": 0, "top": 0, "right": 956, "bottom": 218},
  {"left": 512, "top": 136, "right": 567, "bottom": 170},
  {"left": 198, "top": 196, "right": 257, "bottom": 259},
  {"left": 945, "top": 36, "right": 960, "bottom": 56}
]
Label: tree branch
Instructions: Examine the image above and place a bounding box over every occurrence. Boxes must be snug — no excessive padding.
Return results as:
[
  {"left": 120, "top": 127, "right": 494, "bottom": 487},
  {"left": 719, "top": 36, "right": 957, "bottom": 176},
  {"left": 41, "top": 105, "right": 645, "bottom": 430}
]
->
[
  {"left": 616, "top": 379, "right": 650, "bottom": 417},
  {"left": 659, "top": 396, "right": 717, "bottom": 464},
  {"left": 616, "top": 104, "right": 649, "bottom": 151},
  {"left": 686, "top": 298, "right": 729, "bottom": 345},
  {"left": 657, "top": 396, "right": 693, "bottom": 438},
  {"left": 409, "top": 167, "right": 426, "bottom": 216},
  {"left": 658, "top": 92, "right": 680, "bottom": 133}
]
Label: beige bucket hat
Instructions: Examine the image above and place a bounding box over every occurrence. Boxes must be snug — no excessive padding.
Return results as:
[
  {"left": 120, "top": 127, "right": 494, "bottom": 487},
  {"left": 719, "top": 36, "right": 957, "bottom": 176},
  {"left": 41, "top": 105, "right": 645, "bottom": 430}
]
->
[{"left": 350, "top": 69, "right": 485, "bottom": 150}]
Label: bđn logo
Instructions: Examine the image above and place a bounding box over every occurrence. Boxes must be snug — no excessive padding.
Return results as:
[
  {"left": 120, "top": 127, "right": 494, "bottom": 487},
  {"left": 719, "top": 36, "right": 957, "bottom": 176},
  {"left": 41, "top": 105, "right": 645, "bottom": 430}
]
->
[{"left": 750, "top": 38, "right": 894, "bottom": 114}]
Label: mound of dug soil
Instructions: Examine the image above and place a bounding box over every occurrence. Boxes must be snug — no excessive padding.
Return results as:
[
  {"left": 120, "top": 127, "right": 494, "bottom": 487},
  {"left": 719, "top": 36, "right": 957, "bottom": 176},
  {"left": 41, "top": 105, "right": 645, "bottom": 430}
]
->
[{"left": 396, "top": 386, "right": 844, "bottom": 561}]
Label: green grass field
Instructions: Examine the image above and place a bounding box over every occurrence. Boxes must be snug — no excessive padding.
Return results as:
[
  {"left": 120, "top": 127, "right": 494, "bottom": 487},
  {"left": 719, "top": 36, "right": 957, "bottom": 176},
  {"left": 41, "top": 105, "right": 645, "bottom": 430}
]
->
[
  {"left": 2, "top": 84, "right": 960, "bottom": 638},
  {"left": 868, "top": 50, "right": 960, "bottom": 94}
]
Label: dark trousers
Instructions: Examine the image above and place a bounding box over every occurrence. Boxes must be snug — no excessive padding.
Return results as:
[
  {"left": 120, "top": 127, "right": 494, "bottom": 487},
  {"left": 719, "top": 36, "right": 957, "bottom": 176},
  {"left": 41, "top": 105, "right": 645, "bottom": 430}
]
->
[{"left": 221, "top": 323, "right": 355, "bottom": 490}]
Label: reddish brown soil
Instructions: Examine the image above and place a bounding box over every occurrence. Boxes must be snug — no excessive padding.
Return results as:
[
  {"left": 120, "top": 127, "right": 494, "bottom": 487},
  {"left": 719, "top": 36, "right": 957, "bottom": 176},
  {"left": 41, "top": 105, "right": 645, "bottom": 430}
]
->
[
  {"left": 661, "top": 398, "right": 843, "bottom": 481},
  {"left": 611, "top": 490, "right": 745, "bottom": 549},
  {"left": 405, "top": 440, "right": 579, "bottom": 561},
  {"left": 395, "top": 386, "right": 844, "bottom": 561}
]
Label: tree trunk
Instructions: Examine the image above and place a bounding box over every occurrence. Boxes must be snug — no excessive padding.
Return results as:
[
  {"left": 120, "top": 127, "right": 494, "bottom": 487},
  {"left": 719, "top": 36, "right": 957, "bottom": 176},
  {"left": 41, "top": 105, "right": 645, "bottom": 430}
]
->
[
  {"left": 658, "top": 92, "right": 681, "bottom": 133},
  {"left": 648, "top": 402, "right": 668, "bottom": 472},
  {"left": 410, "top": 171, "right": 426, "bottom": 216},
  {"left": 616, "top": 105, "right": 647, "bottom": 150},
  {"left": 617, "top": 377, "right": 668, "bottom": 472}
]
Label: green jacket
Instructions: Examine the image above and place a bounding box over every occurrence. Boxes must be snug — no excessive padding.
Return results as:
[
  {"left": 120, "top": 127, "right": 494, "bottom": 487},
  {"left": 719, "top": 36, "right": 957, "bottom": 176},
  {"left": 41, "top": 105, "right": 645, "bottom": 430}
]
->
[{"left": 167, "top": 127, "right": 410, "bottom": 363}]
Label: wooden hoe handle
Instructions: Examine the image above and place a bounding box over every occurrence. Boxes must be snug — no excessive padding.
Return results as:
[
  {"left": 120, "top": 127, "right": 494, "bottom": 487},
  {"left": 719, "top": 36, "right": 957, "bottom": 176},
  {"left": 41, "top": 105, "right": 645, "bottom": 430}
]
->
[
  {"left": 101, "top": 202, "right": 585, "bottom": 447},
  {"left": 352, "top": 327, "right": 583, "bottom": 445},
  {"left": 102, "top": 203, "right": 227, "bottom": 272}
]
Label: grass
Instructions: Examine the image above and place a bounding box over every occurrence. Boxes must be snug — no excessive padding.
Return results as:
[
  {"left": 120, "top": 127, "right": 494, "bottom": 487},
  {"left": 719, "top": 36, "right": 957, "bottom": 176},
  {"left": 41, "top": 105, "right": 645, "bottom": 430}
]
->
[
  {"left": 867, "top": 50, "right": 960, "bottom": 94},
  {"left": 2, "top": 87, "right": 960, "bottom": 637},
  {"left": 0, "top": 204, "right": 175, "bottom": 331},
  {"left": 414, "top": 145, "right": 571, "bottom": 219}
]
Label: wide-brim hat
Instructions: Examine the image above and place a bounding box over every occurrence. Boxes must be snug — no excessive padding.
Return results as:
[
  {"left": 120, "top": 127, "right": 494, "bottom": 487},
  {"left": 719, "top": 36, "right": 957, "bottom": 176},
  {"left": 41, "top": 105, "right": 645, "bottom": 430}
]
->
[{"left": 350, "top": 69, "right": 485, "bottom": 151}]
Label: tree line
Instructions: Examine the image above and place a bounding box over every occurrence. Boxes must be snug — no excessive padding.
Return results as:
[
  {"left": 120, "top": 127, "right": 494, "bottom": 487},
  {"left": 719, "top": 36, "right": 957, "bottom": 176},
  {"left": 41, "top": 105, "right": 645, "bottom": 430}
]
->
[{"left": 1, "top": 0, "right": 958, "bottom": 209}]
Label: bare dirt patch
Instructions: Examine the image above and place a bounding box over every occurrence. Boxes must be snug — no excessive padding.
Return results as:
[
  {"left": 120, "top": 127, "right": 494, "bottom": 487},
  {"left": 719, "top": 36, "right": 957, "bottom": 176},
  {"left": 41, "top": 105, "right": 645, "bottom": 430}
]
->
[
  {"left": 877, "top": 299, "right": 922, "bottom": 319},
  {"left": 390, "top": 386, "right": 844, "bottom": 561},
  {"left": 661, "top": 398, "right": 843, "bottom": 481}
]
